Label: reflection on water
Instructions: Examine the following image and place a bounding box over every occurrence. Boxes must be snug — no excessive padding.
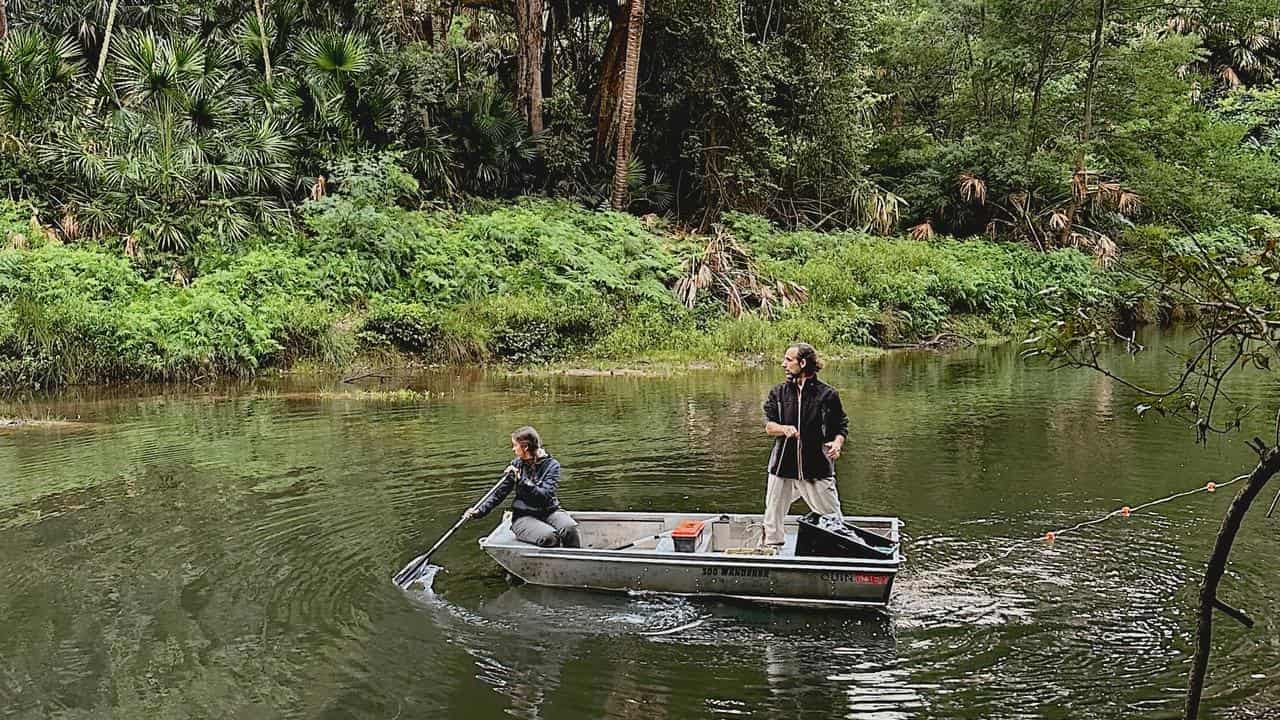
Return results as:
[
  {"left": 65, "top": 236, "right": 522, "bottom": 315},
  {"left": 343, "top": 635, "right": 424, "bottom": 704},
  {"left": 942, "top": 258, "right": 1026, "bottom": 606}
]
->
[
  {"left": 2, "top": 331, "right": 1278, "bottom": 718},
  {"left": 413, "top": 581, "right": 912, "bottom": 720}
]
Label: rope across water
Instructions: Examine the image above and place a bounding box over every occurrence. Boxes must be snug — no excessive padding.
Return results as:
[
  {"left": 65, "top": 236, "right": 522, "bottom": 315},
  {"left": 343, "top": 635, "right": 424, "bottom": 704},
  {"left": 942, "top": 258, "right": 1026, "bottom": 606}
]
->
[{"left": 972, "top": 473, "right": 1251, "bottom": 570}]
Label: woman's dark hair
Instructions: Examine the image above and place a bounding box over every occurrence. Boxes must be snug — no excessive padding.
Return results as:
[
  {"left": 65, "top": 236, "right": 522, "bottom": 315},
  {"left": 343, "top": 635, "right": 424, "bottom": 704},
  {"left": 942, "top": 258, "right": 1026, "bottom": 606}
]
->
[
  {"left": 790, "top": 343, "right": 823, "bottom": 374},
  {"left": 511, "top": 426, "right": 542, "bottom": 455}
]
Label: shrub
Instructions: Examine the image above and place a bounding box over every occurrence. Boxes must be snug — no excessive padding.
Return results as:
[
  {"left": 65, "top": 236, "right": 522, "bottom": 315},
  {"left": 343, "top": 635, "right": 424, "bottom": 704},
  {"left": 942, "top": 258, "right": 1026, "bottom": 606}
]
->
[
  {"left": 0, "top": 199, "right": 1114, "bottom": 387},
  {"left": 780, "top": 233, "right": 1098, "bottom": 338},
  {"left": 358, "top": 301, "right": 441, "bottom": 354},
  {"left": 0, "top": 200, "right": 37, "bottom": 246},
  {"left": 450, "top": 293, "right": 610, "bottom": 364},
  {"left": 272, "top": 302, "right": 354, "bottom": 367},
  {"left": 193, "top": 248, "right": 323, "bottom": 303},
  {"left": 590, "top": 302, "right": 698, "bottom": 358}
]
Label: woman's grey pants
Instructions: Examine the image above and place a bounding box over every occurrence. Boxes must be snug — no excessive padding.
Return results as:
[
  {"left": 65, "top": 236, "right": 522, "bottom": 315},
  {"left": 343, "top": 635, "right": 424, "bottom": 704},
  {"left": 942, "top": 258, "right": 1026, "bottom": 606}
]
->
[{"left": 512, "top": 510, "right": 581, "bottom": 548}]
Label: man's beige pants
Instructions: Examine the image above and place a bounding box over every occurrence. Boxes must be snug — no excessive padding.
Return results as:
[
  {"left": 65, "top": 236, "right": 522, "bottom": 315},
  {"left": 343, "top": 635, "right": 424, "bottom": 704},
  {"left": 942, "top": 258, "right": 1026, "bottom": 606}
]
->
[{"left": 763, "top": 474, "right": 842, "bottom": 545}]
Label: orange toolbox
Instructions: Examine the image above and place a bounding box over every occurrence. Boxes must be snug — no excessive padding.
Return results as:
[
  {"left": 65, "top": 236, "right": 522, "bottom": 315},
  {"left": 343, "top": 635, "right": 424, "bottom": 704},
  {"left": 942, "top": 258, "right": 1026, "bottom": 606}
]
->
[{"left": 671, "top": 519, "right": 706, "bottom": 553}]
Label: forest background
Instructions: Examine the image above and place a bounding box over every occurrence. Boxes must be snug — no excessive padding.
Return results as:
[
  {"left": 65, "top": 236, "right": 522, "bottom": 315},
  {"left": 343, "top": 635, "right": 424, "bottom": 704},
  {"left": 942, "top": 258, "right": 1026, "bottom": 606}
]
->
[{"left": 2, "top": 0, "right": 1279, "bottom": 387}]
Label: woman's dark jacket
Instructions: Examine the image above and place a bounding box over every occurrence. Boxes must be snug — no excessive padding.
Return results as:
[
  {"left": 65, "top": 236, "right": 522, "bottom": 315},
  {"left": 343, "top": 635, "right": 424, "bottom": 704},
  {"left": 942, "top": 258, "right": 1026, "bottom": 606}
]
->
[
  {"left": 473, "top": 451, "right": 562, "bottom": 519},
  {"left": 763, "top": 375, "right": 849, "bottom": 480}
]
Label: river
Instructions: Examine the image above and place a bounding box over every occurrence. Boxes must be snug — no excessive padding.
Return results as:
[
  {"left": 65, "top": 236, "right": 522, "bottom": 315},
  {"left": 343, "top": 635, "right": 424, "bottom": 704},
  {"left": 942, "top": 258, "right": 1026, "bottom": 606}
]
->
[{"left": 2, "top": 333, "right": 1277, "bottom": 719}]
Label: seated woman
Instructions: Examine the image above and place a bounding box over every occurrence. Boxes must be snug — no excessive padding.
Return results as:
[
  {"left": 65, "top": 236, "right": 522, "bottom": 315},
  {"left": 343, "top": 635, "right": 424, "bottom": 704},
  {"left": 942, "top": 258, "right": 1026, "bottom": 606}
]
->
[{"left": 465, "top": 426, "right": 581, "bottom": 548}]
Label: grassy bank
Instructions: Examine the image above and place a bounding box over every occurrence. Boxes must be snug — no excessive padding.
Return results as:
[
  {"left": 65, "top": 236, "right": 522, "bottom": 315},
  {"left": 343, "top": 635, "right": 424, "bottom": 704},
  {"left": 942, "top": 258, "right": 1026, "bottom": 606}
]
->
[{"left": 0, "top": 194, "right": 1106, "bottom": 389}]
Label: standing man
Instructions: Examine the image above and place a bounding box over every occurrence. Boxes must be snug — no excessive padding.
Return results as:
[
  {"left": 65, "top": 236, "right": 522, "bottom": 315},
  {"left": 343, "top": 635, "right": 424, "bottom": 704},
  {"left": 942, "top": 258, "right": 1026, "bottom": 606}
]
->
[{"left": 761, "top": 342, "right": 849, "bottom": 546}]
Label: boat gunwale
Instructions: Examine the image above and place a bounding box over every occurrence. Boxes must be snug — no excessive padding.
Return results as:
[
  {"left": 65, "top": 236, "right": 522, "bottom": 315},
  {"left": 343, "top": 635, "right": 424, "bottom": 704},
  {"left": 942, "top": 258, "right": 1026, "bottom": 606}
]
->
[
  {"left": 478, "top": 510, "right": 905, "bottom": 569},
  {"left": 484, "top": 545, "right": 901, "bottom": 573}
]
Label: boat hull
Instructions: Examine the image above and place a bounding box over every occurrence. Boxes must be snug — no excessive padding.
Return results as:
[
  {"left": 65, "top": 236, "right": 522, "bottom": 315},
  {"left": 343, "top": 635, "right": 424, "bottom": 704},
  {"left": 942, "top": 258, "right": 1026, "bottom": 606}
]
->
[{"left": 479, "top": 511, "right": 901, "bottom": 608}]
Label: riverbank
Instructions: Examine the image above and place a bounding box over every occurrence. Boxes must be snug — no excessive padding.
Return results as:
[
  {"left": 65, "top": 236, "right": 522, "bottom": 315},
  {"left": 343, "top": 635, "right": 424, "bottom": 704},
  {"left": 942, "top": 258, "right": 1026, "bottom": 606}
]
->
[
  {"left": 2, "top": 197, "right": 1107, "bottom": 390},
  {"left": 298, "top": 342, "right": 894, "bottom": 379}
]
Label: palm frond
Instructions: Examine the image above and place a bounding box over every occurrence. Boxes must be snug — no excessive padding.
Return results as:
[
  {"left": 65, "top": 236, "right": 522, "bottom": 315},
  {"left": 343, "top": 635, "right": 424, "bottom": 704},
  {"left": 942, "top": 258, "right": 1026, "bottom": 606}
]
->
[
  {"left": 957, "top": 172, "right": 987, "bottom": 206},
  {"left": 295, "top": 30, "right": 371, "bottom": 79},
  {"left": 906, "top": 219, "right": 932, "bottom": 241},
  {"left": 673, "top": 226, "right": 807, "bottom": 318}
]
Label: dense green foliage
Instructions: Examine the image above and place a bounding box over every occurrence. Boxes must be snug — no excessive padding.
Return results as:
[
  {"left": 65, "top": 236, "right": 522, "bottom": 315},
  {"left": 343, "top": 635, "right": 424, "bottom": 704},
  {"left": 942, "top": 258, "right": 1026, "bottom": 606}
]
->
[
  {"left": 0, "top": 191, "right": 1101, "bottom": 386},
  {"left": 870, "top": 1, "right": 1280, "bottom": 241},
  {"left": 2, "top": 1, "right": 1278, "bottom": 244}
]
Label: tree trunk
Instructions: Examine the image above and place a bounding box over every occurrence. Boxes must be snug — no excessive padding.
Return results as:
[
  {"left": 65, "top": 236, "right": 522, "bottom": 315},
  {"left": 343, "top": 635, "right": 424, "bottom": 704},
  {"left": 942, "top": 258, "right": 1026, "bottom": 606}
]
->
[
  {"left": 541, "top": 4, "right": 554, "bottom": 104},
  {"left": 1184, "top": 445, "right": 1280, "bottom": 719},
  {"left": 255, "top": 0, "right": 273, "bottom": 83},
  {"left": 1, "top": 0, "right": 8, "bottom": 42},
  {"left": 514, "top": 0, "right": 545, "bottom": 134},
  {"left": 1025, "top": 32, "right": 1053, "bottom": 163},
  {"left": 593, "top": 1, "right": 629, "bottom": 160},
  {"left": 1059, "top": 158, "right": 1085, "bottom": 246},
  {"left": 1081, "top": 0, "right": 1107, "bottom": 143},
  {"left": 91, "top": 0, "right": 121, "bottom": 92},
  {"left": 610, "top": 0, "right": 644, "bottom": 211},
  {"left": 422, "top": 6, "right": 435, "bottom": 46},
  {"left": 441, "top": 4, "right": 454, "bottom": 46}
]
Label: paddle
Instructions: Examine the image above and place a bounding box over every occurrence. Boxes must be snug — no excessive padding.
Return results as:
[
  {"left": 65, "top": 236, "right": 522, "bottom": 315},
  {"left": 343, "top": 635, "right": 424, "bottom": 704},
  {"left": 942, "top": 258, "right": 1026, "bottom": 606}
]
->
[{"left": 393, "top": 466, "right": 514, "bottom": 588}]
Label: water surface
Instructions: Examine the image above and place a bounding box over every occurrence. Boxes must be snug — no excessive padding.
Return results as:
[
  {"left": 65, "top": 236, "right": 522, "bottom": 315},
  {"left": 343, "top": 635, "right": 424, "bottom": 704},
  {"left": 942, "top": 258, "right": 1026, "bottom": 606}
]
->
[{"left": 2, "top": 334, "right": 1278, "bottom": 719}]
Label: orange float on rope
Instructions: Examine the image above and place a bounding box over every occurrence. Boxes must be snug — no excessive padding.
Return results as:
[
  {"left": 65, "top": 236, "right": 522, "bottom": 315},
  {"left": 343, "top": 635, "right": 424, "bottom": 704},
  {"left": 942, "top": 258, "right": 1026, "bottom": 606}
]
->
[
  {"left": 1044, "top": 531, "right": 1056, "bottom": 543},
  {"left": 1120, "top": 506, "right": 1131, "bottom": 517},
  {"left": 1206, "top": 482, "right": 1216, "bottom": 492}
]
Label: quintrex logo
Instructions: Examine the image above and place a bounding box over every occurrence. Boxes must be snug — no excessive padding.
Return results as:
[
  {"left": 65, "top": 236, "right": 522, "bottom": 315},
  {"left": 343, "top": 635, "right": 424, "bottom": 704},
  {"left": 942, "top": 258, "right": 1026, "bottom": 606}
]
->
[{"left": 820, "top": 572, "right": 889, "bottom": 585}]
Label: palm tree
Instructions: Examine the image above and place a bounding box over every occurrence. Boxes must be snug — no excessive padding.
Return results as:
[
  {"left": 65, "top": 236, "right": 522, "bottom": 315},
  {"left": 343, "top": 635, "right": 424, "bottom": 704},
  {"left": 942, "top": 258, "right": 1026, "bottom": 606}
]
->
[
  {"left": 89, "top": 0, "right": 119, "bottom": 93},
  {"left": 293, "top": 29, "right": 373, "bottom": 142},
  {"left": 254, "top": 0, "right": 271, "bottom": 82},
  {"left": 42, "top": 28, "right": 299, "bottom": 251},
  {"left": 111, "top": 30, "right": 206, "bottom": 112},
  {"left": 1168, "top": 12, "right": 1280, "bottom": 90},
  {"left": 610, "top": 0, "right": 643, "bottom": 211},
  {"left": 0, "top": 28, "right": 84, "bottom": 132},
  {"left": 449, "top": 83, "right": 537, "bottom": 195}
]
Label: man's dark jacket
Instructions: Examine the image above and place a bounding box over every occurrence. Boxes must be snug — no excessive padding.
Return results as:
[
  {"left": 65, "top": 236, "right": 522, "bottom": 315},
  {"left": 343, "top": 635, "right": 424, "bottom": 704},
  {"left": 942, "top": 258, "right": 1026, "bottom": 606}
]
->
[
  {"left": 763, "top": 375, "right": 849, "bottom": 480},
  {"left": 473, "top": 451, "right": 562, "bottom": 518}
]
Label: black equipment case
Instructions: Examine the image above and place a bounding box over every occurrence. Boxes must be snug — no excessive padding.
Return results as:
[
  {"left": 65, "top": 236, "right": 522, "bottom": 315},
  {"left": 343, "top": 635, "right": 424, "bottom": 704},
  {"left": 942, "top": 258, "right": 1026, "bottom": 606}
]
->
[{"left": 795, "top": 512, "right": 897, "bottom": 560}]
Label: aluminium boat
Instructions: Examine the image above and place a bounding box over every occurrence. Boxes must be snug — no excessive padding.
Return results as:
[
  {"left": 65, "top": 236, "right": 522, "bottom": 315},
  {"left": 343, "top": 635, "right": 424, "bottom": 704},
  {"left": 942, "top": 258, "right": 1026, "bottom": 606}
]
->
[{"left": 478, "top": 510, "right": 903, "bottom": 608}]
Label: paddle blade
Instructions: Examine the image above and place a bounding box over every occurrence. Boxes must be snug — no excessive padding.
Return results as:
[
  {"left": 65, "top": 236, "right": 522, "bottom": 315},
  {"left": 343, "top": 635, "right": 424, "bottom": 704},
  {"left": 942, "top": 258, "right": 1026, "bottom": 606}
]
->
[
  {"left": 397, "top": 562, "right": 443, "bottom": 594},
  {"left": 393, "top": 552, "right": 430, "bottom": 588}
]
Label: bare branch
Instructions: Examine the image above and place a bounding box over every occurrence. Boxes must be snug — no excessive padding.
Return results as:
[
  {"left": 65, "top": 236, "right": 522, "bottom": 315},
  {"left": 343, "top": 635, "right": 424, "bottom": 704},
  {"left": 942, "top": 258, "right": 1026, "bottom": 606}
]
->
[{"left": 1212, "top": 598, "right": 1255, "bottom": 628}]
